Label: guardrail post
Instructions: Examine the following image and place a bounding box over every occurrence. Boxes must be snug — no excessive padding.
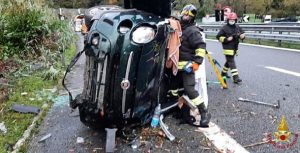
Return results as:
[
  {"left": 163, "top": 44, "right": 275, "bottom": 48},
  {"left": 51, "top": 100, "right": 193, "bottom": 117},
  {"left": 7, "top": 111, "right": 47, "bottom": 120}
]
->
[
  {"left": 258, "top": 31, "right": 261, "bottom": 45},
  {"left": 278, "top": 31, "right": 282, "bottom": 47}
]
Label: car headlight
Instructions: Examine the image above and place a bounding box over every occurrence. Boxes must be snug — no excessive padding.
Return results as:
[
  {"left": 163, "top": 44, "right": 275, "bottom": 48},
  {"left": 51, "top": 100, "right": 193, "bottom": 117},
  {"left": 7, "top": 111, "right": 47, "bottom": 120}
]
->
[
  {"left": 132, "top": 26, "right": 156, "bottom": 44},
  {"left": 91, "top": 36, "right": 99, "bottom": 46}
]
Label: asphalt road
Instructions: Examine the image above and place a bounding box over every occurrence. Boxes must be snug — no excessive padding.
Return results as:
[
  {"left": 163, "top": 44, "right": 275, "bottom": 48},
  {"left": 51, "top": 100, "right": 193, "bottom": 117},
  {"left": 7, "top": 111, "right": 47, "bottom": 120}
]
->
[
  {"left": 206, "top": 41, "right": 300, "bottom": 153},
  {"left": 28, "top": 35, "right": 300, "bottom": 153}
]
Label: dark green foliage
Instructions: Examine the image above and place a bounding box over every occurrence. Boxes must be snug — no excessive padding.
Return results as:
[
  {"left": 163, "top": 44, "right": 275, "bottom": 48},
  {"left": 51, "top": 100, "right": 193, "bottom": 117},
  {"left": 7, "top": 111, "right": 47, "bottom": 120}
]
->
[
  {"left": 0, "top": 0, "right": 74, "bottom": 60},
  {"left": 51, "top": 0, "right": 103, "bottom": 8}
]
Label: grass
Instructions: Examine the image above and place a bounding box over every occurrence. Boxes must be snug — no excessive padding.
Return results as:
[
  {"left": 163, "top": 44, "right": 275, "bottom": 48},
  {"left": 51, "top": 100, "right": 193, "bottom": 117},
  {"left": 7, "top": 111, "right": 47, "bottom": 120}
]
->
[
  {"left": 0, "top": 74, "right": 57, "bottom": 152},
  {"left": 206, "top": 35, "right": 300, "bottom": 50},
  {"left": 0, "top": 44, "right": 76, "bottom": 153}
]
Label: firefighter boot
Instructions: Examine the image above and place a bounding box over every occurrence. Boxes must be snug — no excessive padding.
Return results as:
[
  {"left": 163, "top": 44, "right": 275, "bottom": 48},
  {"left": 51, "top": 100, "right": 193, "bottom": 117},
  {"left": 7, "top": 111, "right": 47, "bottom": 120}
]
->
[
  {"left": 233, "top": 75, "right": 242, "bottom": 84},
  {"left": 221, "top": 72, "right": 230, "bottom": 79},
  {"left": 197, "top": 103, "right": 211, "bottom": 127}
]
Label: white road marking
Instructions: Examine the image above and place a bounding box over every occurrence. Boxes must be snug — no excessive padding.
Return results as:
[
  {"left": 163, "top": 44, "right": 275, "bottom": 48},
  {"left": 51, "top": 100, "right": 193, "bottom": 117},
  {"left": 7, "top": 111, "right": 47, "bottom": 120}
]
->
[
  {"left": 207, "top": 39, "right": 300, "bottom": 53},
  {"left": 265, "top": 66, "right": 300, "bottom": 77},
  {"left": 196, "top": 122, "right": 249, "bottom": 153}
]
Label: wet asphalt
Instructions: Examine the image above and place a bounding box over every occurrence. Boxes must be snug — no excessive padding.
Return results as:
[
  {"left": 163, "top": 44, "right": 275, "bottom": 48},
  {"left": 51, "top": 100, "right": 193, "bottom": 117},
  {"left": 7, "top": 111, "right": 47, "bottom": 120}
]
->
[{"left": 28, "top": 34, "right": 300, "bottom": 153}]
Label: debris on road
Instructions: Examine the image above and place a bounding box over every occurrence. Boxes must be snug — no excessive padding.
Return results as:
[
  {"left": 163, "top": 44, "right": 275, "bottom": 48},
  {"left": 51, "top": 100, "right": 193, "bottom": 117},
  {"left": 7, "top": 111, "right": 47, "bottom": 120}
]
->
[
  {"left": 38, "top": 133, "right": 52, "bottom": 143},
  {"left": 243, "top": 140, "right": 269, "bottom": 148},
  {"left": 157, "top": 130, "right": 166, "bottom": 138},
  {"left": 268, "top": 115, "right": 278, "bottom": 124},
  {"left": 0, "top": 122, "right": 7, "bottom": 134},
  {"left": 35, "top": 88, "right": 57, "bottom": 102},
  {"left": 238, "top": 97, "right": 280, "bottom": 109},
  {"left": 11, "top": 104, "right": 40, "bottom": 114},
  {"left": 249, "top": 111, "right": 257, "bottom": 116},
  {"left": 53, "top": 95, "right": 69, "bottom": 107},
  {"left": 76, "top": 137, "right": 85, "bottom": 144},
  {"left": 105, "top": 128, "right": 117, "bottom": 153},
  {"left": 159, "top": 115, "right": 175, "bottom": 141},
  {"left": 92, "top": 148, "right": 103, "bottom": 152},
  {"left": 130, "top": 137, "right": 141, "bottom": 151}
]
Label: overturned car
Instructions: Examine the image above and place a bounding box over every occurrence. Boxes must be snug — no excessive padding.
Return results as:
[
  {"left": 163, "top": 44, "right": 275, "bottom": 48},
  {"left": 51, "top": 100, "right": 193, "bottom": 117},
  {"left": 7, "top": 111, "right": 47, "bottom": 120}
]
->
[{"left": 63, "top": 1, "right": 180, "bottom": 130}]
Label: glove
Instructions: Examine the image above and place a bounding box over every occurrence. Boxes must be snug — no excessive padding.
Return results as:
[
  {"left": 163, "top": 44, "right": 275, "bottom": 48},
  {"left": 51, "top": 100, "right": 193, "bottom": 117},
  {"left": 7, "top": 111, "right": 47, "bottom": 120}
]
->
[
  {"left": 192, "top": 63, "right": 199, "bottom": 71},
  {"left": 239, "top": 33, "right": 245, "bottom": 40},
  {"left": 227, "top": 36, "right": 233, "bottom": 41}
]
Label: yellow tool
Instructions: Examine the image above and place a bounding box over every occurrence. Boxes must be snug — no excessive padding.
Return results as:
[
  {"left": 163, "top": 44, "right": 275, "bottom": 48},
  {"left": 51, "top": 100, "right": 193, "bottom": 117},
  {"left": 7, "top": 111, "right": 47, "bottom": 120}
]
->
[{"left": 206, "top": 52, "right": 228, "bottom": 89}]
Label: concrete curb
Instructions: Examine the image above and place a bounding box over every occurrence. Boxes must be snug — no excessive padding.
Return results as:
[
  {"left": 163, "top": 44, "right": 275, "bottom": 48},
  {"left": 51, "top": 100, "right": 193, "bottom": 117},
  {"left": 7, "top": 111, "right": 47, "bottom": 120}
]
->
[
  {"left": 207, "top": 39, "right": 300, "bottom": 53},
  {"left": 12, "top": 106, "right": 46, "bottom": 153}
]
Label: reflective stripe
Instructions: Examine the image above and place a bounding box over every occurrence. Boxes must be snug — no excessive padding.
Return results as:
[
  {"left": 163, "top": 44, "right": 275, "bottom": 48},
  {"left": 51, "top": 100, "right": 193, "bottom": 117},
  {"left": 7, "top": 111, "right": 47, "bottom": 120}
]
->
[
  {"left": 231, "top": 69, "right": 238, "bottom": 76},
  {"left": 170, "top": 90, "right": 178, "bottom": 96},
  {"left": 191, "top": 96, "right": 203, "bottom": 106},
  {"left": 181, "top": 10, "right": 195, "bottom": 17},
  {"left": 231, "top": 69, "right": 238, "bottom": 72},
  {"left": 219, "top": 36, "right": 226, "bottom": 42},
  {"left": 223, "top": 50, "right": 234, "bottom": 55},
  {"left": 222, "top": 67, "right": 229, "bottom": 73},
  {"left": 178, "top": 61, "right": 189, "bottom": 70},
  {"left": 232, "top": 72, "right": 239, "bottom": 76},
  {"left": 222, "top": 69, "right": 228, "bottom": 73},
  {"left": 195, "top": 48, "right": 206, "bottom": 57},
  {"left": 223, "top": 67, "right": 229, "bottom": 70}
]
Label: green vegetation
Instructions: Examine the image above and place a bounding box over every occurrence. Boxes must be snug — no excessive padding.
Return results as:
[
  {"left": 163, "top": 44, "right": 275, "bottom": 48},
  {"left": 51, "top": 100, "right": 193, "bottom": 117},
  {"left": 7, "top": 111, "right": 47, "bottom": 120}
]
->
[
  {"left": 0, "top": 44, "right": 76, "bottom": 153},
  {"left": 0, "top": 74, "right": 57, "bottom": 152},
  {"left": 0, "top": 0, "right": 76, "bottom": 152},
  {"left": 50, "top": 0, "right": 103, "bottom": 8},
  {"left": 173, "top": 0, "right": 300, "bottom": 19},
  {"left": 48, "top": 0, "right": 300, "bottom": 19},
  {"left": 0, "top": 0, "right": 74, "bottom": 60}
]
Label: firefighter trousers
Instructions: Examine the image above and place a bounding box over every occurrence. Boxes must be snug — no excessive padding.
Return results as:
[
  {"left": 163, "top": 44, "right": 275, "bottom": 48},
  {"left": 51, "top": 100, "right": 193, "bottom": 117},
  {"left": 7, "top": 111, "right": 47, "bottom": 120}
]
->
[
  {"left": 170, "top": 71, "right": 202, "bottom": 106},
  {"left": 222, "top": 55, "right": 239, "bottom": 77}
]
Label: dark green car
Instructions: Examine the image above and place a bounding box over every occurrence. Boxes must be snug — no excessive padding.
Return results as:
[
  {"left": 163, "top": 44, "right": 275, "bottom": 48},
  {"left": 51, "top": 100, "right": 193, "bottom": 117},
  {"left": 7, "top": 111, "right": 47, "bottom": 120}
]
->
[{"left": 64, "top": 1, "right": 175, "bottom": 129}]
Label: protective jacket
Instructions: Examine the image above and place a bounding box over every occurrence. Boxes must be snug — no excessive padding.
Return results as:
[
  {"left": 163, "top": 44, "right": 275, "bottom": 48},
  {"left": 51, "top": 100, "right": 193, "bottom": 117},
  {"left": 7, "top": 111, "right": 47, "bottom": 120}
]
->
[
  {"left": 216, "top": 24, "right": 244, "bottom": 55},
  {"left": 179, "top": 23, "right": 206, "bottom": 66}
]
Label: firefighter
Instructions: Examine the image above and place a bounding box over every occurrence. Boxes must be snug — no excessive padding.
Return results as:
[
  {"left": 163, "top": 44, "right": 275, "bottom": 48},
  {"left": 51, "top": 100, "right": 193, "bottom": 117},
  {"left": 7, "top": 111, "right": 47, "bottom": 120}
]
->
[
  {"left": 173, "top": 4, "right": 211, "bottom": 127},
  {"left": 216, "top": 12, "right": 245, "bottom": 84}
]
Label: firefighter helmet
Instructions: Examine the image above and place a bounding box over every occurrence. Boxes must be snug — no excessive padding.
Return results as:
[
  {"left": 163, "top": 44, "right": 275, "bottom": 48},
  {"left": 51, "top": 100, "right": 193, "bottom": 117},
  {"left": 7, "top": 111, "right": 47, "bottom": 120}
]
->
[
  {"left": 227, "top": 12, "right": 238, "bottom": 20},
  {"left": 181, "top": 4, "right": 197, "bottom": 18}
]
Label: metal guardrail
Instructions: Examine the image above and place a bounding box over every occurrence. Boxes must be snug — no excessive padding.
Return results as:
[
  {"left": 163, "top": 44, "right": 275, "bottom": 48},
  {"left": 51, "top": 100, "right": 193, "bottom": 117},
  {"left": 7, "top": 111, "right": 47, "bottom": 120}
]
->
[
  {"left": 205, "top": 31, "right": 300, "bottom": 42},
  {"left": 200, "top": 24, "right": 300, "bottom": 46},
  {"left": 200, "top": 24, "right": 300, "bottom": 33}
]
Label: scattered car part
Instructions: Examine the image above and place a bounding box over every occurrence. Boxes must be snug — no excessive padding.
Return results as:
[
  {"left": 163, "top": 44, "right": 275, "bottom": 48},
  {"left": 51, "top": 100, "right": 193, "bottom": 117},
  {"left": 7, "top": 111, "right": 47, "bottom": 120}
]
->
[
  {"left": 105, "top": 128, "right": 117, "bottom": 153},
  {"left": 11, "top": 104, "right": 40, "bottom": 114},
  {"left": 38, "top": 133, "right": 52, "bottom": 143},
  {"left": 0, "top": 122, "right": 7, "bottom": 134},
  {"left": 159, "top": 115, "right": 175, "bottom": 141},
  {"left": 238, "top": 97, "right": 280, "bottom": 109}
]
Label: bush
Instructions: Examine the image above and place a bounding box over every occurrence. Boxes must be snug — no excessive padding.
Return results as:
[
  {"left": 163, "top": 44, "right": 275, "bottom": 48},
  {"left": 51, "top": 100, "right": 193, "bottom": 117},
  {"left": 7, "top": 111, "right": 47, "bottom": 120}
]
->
[{"left": 0, "top": 0, "right": 74, "bottom": 60}]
